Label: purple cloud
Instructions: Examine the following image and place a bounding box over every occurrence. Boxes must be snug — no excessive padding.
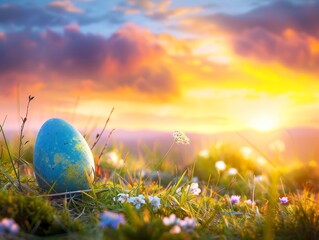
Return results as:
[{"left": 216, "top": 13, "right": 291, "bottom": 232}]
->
[
  {"left": 233, "top": 27, "right": 319, "bottom": 72},
  {"left": 205, "top": 1, "right": 319, "bottom": 36},
  {"left": 0, "top": 24, "right": 178, "bottom": 96},
  {"left": 191, "top": 1, "right": 319, "bottom": 72}
]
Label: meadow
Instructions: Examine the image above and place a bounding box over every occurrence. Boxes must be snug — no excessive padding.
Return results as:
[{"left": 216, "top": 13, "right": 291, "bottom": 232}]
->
[{"left": 1, "top": 98, "right": 319, "bottom": 240}]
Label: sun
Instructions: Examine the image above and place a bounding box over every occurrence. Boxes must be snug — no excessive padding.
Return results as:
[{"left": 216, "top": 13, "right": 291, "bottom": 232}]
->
[{"left": 249, "top": 114, "right": 279, "bottom": 132}]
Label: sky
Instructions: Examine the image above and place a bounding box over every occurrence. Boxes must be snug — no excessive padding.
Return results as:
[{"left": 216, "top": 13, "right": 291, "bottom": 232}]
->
[{"left": 1, "top": 0, "right": 319, "bottom": 134}]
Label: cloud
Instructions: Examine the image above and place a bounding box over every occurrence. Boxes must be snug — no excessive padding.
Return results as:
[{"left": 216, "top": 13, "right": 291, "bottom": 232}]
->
[
  {"left": 0, "top": 24, "right": 178, "bottom": 98},
  {"left": 233, "top": 28, "right": 319, "bottom": 72},
  {"left": 115, "top": 0, "right": 168, "bottom": 12},
  {"left": 0, "top": 3, "right": 123, "bottom": 28},
  {"left": 0, "top": 4, "right": 70, "bottom": 27},
  {"left": 184, "top": 1, "right": 319, "bottom": 72},
  {"left": 197, "top": 1, "right": 319, "bottom": 36},
  {"left": 48, "top": 0, "right": 83, "bottom": 13},
  {"left": 115, "top": 0, "right": 201, "bottom": 21},
  {"left": 147, "top": 6, "right": 201, "bottom": 21}
]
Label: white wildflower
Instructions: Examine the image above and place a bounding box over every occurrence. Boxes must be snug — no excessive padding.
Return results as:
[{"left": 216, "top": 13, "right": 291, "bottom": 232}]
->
[
  {"left": 177, "top": 217, "right": 196, "bottom": 232},
  {"left": 176, "top": 186, "right": 182, "bottom": 195},
  {"left": 173, "top": 131, "right": 190, "bottom": 144},
  {"left": 114, "top": 193, "right": 129, "bottom": 203},
  {"left": 189, "top": 183, "right": 201, "bottom": 195},
  {"left": 163, "top": 214, "right": 178, "bottom": 226},
  {"left": 106, "top": 151, "right": 124, "bottom": 167},
  {"left": 176, "top": 183, "right": 201, "bottom": 196},
  {"left": 127, "top": 194, "right": 146, "bottom": 209},
  {"left": 198, "top": 149, "right": 209, "bottom": 158},
  {"left": 227, "top": 168, "right": 238, "bottom": 176},
  {"left": 215, "top": 160, "right": 226, "bottom": 171},
  {"left": 163, "top": 214, "right": 196, "bottom": 233},
  {"left": 148, "top": 196, "right": 161, "bottom": 210}
]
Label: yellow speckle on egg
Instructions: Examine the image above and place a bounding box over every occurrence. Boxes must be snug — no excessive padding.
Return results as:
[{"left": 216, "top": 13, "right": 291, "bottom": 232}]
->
[
  {"left": 64, "top": 162, "right": 93, "bottom": 187},
  {"left": 53, "top": 153, "right": 69, "bottom": 168},
  {"left": 74, "top": 142, "right": 84, "bottom": 151},
  {"left": 54, "top": 154, "right": 63, "bottom": 164}
]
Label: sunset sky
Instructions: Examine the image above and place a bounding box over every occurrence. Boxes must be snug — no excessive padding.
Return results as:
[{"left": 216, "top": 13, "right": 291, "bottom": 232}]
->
[{"left": 1, "top": 0, "right": 319, "bottom": 134}]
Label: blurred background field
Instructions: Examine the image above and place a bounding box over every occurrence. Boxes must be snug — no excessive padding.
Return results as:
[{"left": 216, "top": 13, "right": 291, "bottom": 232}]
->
[{"left": 2, "top": 125, "right": 319, "bottom": 193}]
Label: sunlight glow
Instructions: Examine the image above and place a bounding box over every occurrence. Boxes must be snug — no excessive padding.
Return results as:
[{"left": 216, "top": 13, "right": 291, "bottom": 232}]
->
[{"left": 249, "top": 114, "right": 279, "bottom": 132}]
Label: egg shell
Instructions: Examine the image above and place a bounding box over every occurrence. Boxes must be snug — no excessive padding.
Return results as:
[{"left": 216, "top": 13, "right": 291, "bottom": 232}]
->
[{"left": 34, "top": 118, "right": 95, "bottom": 193}]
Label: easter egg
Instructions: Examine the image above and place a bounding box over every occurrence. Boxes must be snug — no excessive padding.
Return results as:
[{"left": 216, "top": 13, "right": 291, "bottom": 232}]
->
[{"left": 34, "top": 118, "right": 95, "bottom": 193}]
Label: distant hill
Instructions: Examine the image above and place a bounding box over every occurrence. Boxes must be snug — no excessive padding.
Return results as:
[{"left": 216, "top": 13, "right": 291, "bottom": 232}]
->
[{"left": 4, "top": 127, "right": 319, "bottom": 164}]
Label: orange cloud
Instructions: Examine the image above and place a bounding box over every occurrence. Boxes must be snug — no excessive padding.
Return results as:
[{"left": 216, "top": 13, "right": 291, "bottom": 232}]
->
[
  {"left": 115, "top": 0, "right": 202, "bottom": 21},
  {"left": 48, "top": 0, "right": 83, "bottom": 13},
  {"left": 233, "top": 28, "right": 319, "bottom": 72},
  {"left": 0, "top": 24, "right": 180, "bottom": 100},
  {"left": 180, "top": 1, "right": 319, "bottom": 73},
  {"left": 64, "top": 23, "right": 80, "bottom": 32}
]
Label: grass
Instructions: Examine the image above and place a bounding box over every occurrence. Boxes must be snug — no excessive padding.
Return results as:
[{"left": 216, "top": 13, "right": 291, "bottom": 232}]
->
[{"left": 1, "top": 99, "right": 319, "bottom": 239}]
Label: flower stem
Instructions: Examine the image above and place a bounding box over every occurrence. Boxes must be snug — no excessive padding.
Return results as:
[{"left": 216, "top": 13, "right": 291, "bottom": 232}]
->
[{"left": 154, "top": 141, "right": 175, "bottom": 172}]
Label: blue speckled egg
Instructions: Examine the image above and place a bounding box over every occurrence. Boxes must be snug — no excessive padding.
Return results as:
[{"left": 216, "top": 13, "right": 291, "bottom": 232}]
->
[{"left": 34, "top": 118, "right": 95, "bottom": 193}]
